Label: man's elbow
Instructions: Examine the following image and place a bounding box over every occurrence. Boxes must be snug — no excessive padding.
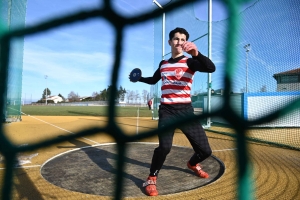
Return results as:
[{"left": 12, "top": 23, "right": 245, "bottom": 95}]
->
[{"left": 209, "top": 64, "right": 216, "bottom": 73}]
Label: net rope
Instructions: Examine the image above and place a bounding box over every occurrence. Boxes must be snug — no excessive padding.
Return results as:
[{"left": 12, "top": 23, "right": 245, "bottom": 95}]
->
[{"left": 0, "top": 0, "right": 299, "bottom": 200}]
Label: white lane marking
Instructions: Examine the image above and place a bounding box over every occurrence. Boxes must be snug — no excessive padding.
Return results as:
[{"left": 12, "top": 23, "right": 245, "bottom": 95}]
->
[
  {"left": 213, "top": 148, "right": 237, "bottom": 152},
  {"left": 0, "top": 165, "right": 41, "bottom": 170},
  {"left": 13, "top": 108, "right": 99, "bottom": 145}
]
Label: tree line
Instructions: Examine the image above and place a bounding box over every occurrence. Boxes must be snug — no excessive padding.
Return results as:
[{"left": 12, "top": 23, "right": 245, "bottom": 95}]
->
[{"left": 36, "top": 85, "right": 150, "bottom": 104}]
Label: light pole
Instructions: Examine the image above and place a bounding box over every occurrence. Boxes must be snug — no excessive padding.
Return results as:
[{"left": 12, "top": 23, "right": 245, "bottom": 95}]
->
[
  {"left": 44, "top": 75, "right": 48, "bottom": 105},
  {"left": 206, "top": 0, "right": 213, "bottom": 128},
  {"left": 153, "top": 0, "right": 165, "bottom": 120},
  {"left": 244, "top": 44, "right": 250, "bottom": 93}
]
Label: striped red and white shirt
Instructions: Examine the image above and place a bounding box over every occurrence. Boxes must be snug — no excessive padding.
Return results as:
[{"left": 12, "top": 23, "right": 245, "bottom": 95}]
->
[
  {"left": 138, "top": 52, "right": 215, "bottom": 106},
  {"left": 160, "top": 57, "right": 194, "bottom": 104}
]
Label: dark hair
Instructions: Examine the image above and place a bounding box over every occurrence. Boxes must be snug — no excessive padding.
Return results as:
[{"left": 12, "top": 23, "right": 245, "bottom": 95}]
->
[{"left": 169, "top": 27, "right": 189, "bottom": 41}]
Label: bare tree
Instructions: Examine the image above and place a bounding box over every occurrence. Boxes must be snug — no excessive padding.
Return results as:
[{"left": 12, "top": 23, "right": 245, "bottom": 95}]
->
[
  {"left": 260, "top": 85, "right": 267, "bottom": 92},
  {"left": 240, "top": 87, "right": 246, "bottom": 93},
  {"left": 68, "top": 91, "right": 80, "bottom": 102},
  {"left": 126, "top": 90, "right": 135, "bottom": 103},
  {"left": 135, "top": 90, "right": 140, "bottom": 103},
  {"left": 126, "top": 90, "right": 130, "bottom": 103},
  {"left": 142, "top": 90, "right": 149, "bottom": 103}
]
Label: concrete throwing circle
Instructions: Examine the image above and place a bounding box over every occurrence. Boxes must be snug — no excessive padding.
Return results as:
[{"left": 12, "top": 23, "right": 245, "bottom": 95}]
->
[{"left": 41, "top": 143, "right": 224, "bottom": 197}]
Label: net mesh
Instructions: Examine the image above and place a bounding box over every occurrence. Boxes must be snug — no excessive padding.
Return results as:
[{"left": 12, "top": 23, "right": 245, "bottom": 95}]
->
[
  {"left": 152, "top": 0, "right": 300, "bottom": 150},
  {"left": 0, "top": 0, "right": 26, "bottom": 122},
  {"left": 0, "top": 0, "right": 299, "bottom": 200}
]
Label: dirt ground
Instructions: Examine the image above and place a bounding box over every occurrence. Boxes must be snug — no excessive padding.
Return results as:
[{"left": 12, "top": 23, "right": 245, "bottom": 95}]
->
[{"left": 1, "top": 115, "right": 300, "bottom": 199}]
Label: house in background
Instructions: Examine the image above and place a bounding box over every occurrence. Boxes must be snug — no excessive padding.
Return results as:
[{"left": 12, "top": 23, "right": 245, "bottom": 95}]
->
[
  {"left": 273, "top": 68, "right": 300, "bottom": 91},
  {"left": 46, "top": 95, "right": 63, "bottom": 103},
  {"left": 80, "top": 96, "right": 92, "bottom": 101}
]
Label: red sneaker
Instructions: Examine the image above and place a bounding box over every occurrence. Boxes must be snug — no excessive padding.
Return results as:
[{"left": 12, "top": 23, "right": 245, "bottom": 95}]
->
[
  {"left": 143, "top": 176, "right": 158, "bottom": 196},
  {"left": 187, "top": 162, "right": 209, "bottom": 178}
]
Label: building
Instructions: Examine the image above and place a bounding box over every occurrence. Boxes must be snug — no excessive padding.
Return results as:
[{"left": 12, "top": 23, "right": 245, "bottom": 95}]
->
[
  {"left": 80, "top": 96, "right": 92, "bottom": 101},
  {"left": 46, "top": 95, "right": 63, "bottom": 103},
  {"left": 273, "top": 68, "right": 300, "bottom": 91}
]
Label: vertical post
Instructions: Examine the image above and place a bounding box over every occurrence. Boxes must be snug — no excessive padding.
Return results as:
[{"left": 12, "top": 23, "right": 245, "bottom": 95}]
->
[
  {"left": 244, "top": 44, "right": 250, "bottom": 93},
  {"left": 44, "top": 75, "right": 48, "bottom": 105},
  {"left": 136, "top": 107, "right": 139, "bottom": 134},
  {"left": 153, "top": 0, "right": 164, "bottom": 120},
  {"left": 206, "top": 0, "right": 213, "bottom": 127},
  {"left": 246, "top": 51, "right": 248, "bottom": 93},
  {"left": 162, "top": 12, "right": 165, "bottom": 60}
]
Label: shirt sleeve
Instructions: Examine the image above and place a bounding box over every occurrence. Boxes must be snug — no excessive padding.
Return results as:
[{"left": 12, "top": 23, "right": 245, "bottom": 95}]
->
[
  {"left": 138, "top": 61, "right": 163, "bottom": 85},
  {"left": 187, "top": 51, "right": 216, "bottom": 73}
]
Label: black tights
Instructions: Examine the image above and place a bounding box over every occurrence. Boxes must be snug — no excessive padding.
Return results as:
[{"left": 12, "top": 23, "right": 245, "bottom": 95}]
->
[{"left": 149, "top": 104, "right": 212, "bottom": 176}]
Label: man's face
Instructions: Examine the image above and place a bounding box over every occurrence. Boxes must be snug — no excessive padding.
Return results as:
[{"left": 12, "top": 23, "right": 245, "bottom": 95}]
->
[{"left": 168, "top": 32, "right": 187, "bottom": 55}]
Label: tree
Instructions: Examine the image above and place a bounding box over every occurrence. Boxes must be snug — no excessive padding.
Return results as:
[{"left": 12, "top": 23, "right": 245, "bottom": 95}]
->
[
  {"left": 126, "top": 90, "right": 135, "bottom": 103},
  {"left": 42, "top": 88, "right": 51, "bottom": 99},
  {"left": 240, "top": 87, "right": 246, "bottom": 93},
  {"left": 118, "top": 86, "right": 126, "bottom": 102},
  {"left": 135, "top": 90, "right": 140, "bottom": 103},
  {"left": 99, "top": 89, "right": 107, "bottom": 100},
  {"left": 142, "top": 90, "right": 149, "bottom": 103},
  {"left": 92, "top": 91, "right": 100, "bottom": 100},
  {"left": 260, "top": 85, "right": 267, "bottom": 92},
  {"left": 68, "top": 91, "right": 79, "bottom": 102}
]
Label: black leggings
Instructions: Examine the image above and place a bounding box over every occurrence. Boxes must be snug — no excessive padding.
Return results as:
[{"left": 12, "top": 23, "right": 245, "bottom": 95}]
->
[{"left": 149, "top": 104, "right": 212, "bottom": 176}]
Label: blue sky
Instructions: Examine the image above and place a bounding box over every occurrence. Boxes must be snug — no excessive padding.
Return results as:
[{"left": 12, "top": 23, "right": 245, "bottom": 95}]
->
[{"left": 22, "top": 0, "right": 272, "bottom": 102}]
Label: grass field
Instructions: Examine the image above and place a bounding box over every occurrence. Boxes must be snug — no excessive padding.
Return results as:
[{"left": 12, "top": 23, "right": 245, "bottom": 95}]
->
[{"left": 21, "top": 105, "right": 153, "bottom": 117}]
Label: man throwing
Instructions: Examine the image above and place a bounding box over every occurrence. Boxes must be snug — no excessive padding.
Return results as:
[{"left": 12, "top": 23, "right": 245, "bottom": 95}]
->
[{"left": 130, "top": 27, "right": 216, "bottom": 196}]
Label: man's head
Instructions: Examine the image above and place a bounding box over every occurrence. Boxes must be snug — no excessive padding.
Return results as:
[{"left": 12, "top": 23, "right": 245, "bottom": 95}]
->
[
  {"left": 168, "top": 27, "right": 190, "bottom": 58},
  {"left": 169, "top": 27, "right": 189, "bottom": 41}
]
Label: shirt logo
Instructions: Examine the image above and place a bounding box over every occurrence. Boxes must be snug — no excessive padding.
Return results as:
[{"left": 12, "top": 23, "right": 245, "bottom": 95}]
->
[{"left": 174, "top": 68, "right": 183, "bottom": 79}]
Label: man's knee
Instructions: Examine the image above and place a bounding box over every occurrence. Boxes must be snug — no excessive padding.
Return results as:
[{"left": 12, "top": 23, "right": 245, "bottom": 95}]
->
[
  {"left": 197, "top": 148, "right": 212, "bottom": 160},
  {"left": 204, "top": 148, "right": 212, "bottom": 158},
  {"left": 154, "top": 146, "right": 171, "bottom": 156}
]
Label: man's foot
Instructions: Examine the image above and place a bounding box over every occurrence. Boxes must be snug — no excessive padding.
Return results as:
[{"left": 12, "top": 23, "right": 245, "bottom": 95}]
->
[
  {"left": 187, "top": 162, "right": 209, "bottom": 178},
  {"left": 143, "top": 176, "right": 158, "bottom": 196}
]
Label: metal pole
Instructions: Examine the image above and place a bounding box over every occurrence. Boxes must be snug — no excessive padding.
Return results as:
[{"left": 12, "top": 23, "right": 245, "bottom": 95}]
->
[
  {"left": 244, "top": 44, "right": 250, "bottom": 93},
  {"left": 206, "top": 0, "right": 212, "bottom": 128},
  {"left": 136, "top": 107, "right": 139, "bottom": 134},
  {"left": 153, "top": 0, "right": 164, "bottom": 120},
  {"left": 162, "top": 12, "right": 165, "bottom": 60},
  {"left": 246, "top": 51, "right": 248, "bottom": 93},
  {"left": 44, "top": 75, "right": 48, "bottom": 105},
  {"left": 152, "top": 1, "right": 164, "bottom": 59}
]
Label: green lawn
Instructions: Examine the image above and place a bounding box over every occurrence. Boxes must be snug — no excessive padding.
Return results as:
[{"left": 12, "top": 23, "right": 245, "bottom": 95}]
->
[{"left": 21, "top": 105, "right": 152, "bottom": 117}]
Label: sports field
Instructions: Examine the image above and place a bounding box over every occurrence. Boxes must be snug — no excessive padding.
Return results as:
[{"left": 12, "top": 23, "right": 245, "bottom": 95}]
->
[
  {"left": 1, "top": 106, "right": 300, "bottom": 199},
  {"left": 21, "top": 105, "right": 153, "bottom": 117}
]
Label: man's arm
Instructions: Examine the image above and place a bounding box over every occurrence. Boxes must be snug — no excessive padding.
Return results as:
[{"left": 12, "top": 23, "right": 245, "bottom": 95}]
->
[
  {"left": 138, "top": 61, "right": 162, "bottom": 85},
  {"left": 182, "top": 41, "right": 215, "bottom": 73},
  {"left": 188, "top": 52, "right": 216, "bottom": 73}
]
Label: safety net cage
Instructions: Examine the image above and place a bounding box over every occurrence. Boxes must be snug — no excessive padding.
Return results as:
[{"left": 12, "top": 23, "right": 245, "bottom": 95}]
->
[
  {"left": 0, "top": 0, "right": 300, "bottom": 200},
  {"left": 0, "top": 0, "right": 26, "bottom": 122},
  {"left": 152, "top": 0, "right": 300, "bottom": 150}
]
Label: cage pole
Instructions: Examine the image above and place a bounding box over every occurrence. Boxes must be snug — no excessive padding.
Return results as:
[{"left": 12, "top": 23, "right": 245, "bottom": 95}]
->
[{"left": 206, "top": 0, "right": 212, "bottom": 128}]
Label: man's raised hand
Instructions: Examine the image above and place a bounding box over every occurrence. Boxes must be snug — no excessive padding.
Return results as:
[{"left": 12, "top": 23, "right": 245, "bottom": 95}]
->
[{"left": 182, "top": 41, "right": 198, "bottom": 56}]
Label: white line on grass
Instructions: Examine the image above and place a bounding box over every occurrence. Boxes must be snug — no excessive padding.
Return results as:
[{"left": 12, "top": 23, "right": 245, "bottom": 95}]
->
[
  {"left": 213, "top": 148, "right": 237, "bottom": 152},
  {"left": 8, "top": 108, "right": 99, "bottom": 145},
  {"left": 0, "top": 165, "right": 41, "bottom": 170},
  {"left": 1, "top": 109, "right": 100, "bottom": 170},
  {"left": 27, "top": 114, "right": 99, "bottom": 145}
]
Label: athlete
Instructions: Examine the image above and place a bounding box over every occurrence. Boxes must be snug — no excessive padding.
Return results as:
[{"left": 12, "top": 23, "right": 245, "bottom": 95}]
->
[
  {"left": 134, "top": 27, "right": 215, "bottom": 196},
  {"left": 147, "top": 98, "right": 153, "bottom": 110}
]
